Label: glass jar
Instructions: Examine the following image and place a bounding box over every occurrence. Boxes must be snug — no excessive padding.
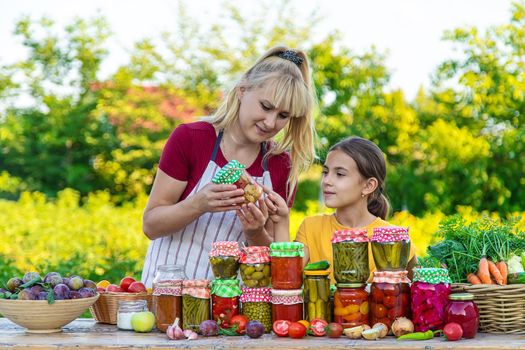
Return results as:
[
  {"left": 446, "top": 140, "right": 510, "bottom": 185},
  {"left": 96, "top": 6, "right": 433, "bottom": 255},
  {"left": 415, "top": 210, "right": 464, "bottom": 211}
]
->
[
  {"left": 371, "top": 226, "right": 410, "bottom": 271},
  {"left": 445, "top": 293, "right": 479, "bottom": 339},
  {"left": 369, "top": 270, "right": 411, "bottom": 330},
  {"left": 304, "top": 271, "right": 331, "bottom": 322},
  {"left": 182, "top": 279, "right": 210, "bottom": 332},
  {"left": 333, "top": 283, "right": 369, "bottom": 328},
  {"left": 117, "top": 300, "right": 148, "bottom": 330},
  {"left": 209, "top": 241, "right": 241, "bottom": 279},
  {"left": 211, "top": 279, "right": 241, "bottom": 328},
  {"left": 152, "top": 264, "right": 186, "bottom": 332},
  {"left": 270, "top": 242, "right": 304, "bottom": 289},
  {"left": 241, "top": 287, "right": 272, "bottom": 333},
  {"left": 211, "top": 159, "right": 262, "bottom": 203},
  {"left": 411, "top": 268, "right": 452, "bottom": 332},
  {"left": 271, "top": 289, "right": 303, "bottom": 323},
  {"left": 331, "top": 229, "right": 369, "bottom": 283},
  {"left": 239, "top": 246, "right": 271, "bottom": 288}
]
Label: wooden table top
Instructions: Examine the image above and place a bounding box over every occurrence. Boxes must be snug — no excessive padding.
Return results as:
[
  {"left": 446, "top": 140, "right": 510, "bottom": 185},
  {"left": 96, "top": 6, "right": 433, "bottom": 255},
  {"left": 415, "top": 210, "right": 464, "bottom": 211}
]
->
[{"left": 0, "top": 318, "right": 524, "bottom": 349}]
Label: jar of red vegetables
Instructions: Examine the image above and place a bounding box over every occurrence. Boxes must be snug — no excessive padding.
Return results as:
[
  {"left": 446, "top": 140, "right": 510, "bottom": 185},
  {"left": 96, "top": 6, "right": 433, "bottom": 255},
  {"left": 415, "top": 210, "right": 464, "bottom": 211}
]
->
[
  {"left": 369, "top": 270, "right": 411, "bottom": 329},
  {"left": 411, "top": 268, "right": 451, "bottom": 332},
  {"left": 271, "top": 289, "right": 303, "bottom": 323},
  {"left": 270, "top": 242, "right": 304, "bottom": 289},
  {"left": 333, "top": 283, "right": 368, "bottom": 328},
  {"left": 445, "top": 293, "right": 479, "bottom": 339},
  {"left": 211, "top": 279, "right": 241, "bottom": 328}
]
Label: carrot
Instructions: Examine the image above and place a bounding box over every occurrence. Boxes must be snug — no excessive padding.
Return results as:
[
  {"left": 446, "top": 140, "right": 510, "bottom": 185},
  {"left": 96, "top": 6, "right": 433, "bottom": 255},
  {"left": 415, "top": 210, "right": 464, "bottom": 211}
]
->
[
  {"left": 467, "top": 273, "right": 481, "bottom": 284},
  {"left": 477, "top": 257, "right": 492, "bottom": 284},
  {"left": 487, "top": 260, "right": 504, "bottom": 285},
  {"left": 496, "top": 261, "right": 508, "bottom": 285}
]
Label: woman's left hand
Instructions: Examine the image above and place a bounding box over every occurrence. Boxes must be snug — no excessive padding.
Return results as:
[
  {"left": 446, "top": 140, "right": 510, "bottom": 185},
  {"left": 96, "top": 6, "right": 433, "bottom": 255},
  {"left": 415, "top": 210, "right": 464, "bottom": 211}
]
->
[{"left": 236, "top": 198, "right": 269, "bottom": 235}]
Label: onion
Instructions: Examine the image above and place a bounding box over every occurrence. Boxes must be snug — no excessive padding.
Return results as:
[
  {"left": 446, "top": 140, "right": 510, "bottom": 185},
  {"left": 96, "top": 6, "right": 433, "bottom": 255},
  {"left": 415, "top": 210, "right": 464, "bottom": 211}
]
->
[
  {"left": 372, "top": 323, "right": 388, "bottom": 338},
  {"left": 391, "top": 317, "right": 414, "bottom": 337}
]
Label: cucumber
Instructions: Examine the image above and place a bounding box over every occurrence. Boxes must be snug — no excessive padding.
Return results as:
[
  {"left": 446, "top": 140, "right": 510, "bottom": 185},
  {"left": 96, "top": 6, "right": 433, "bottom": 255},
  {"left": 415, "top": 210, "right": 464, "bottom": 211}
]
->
[
  {"left": 304, "top": 260, "right": 330, "bottom": 271},
  {"left": 507, "top": 272, "right": 525, "bottom": 284}
]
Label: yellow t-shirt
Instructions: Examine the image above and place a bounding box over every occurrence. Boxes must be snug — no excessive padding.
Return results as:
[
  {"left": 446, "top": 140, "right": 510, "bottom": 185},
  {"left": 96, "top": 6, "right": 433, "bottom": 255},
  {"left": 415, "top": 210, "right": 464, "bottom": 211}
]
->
[{"left": 295, "top": 214, "right": 416, "bottom": 284}]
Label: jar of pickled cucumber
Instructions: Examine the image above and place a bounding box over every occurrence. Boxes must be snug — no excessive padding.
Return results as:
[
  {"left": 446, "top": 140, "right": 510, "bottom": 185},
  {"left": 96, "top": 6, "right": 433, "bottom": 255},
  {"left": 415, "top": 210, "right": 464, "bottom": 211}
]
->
[
  {"left": 370, "top": 270, "right": 411, "bottom": 330},
  {"left": 332, "top": 229, "right": 369, "bottom": 283},
  {"left": 371, "top": 227, "right": 410, "bottom": 271},
  {"left": 239, "top": 246, "right": 271, "bottom": 288},
  {"left": 182, "top": 280, "right": 210, "bottom": 333},
  {"left": 211, "top": 279, "right": 241, "bottom": 328},
  {"left": 271, "top": 289, "right": 303, "bottom": 323},
  {"left": 270, "top": 242, "right": 304, "bottom": 289},
  {"left": 304, "top": 270, "right": 331, "bottom": 322},
  {"left": 240, "top": 287, "right": 272, "bottom": 333},
  {"left": 334, "top": 283, "right": 369, "bottom": 328},
  {"left": 209, "top": 241, "right": 241, "bottom": 279}
]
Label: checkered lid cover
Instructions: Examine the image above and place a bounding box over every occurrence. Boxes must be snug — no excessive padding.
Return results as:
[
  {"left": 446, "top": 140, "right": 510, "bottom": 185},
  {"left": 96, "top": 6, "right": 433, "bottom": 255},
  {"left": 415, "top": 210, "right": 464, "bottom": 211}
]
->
[
  {"left": 209, "top": 241, "right": 242, "bottom": 258},
  {"left": 239, "top": 246, "right": 270, "bottom": 264},
  {"left": 331, "top": 229, "right": 369, "bottom": 243},
  {"left": 371, "top": 226, "right": 410, "bottom": 242},
  {"left": 182, "top": 279, "right": 211, "bottom": 299},
  {"left": 413, "top": 268, "right": 452, "bottom": 284},
  {"left": 211, "top": 278, "right": 242, "bottom": 297},
  {"left": 270, "top": 288, "right": 304, "bottom": 304},
  {"left": 372, "top": 270, "right": 411, "bottom": 283},
  {"left": 270, "top": 242, "right": 304, "bottom": 257},
  {"left": 211, "top": 160, "right": 245, "bottom": 184},
  {"left": 240, "top": 287, "right": 272, "bottom": 303}
]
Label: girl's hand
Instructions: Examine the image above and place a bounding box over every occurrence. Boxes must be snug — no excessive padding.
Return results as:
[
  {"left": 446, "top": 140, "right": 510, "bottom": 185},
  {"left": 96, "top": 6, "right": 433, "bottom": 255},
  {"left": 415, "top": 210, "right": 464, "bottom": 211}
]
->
[
  {"left": 236, "top": 198, "right": 269, "bottom": 235},
  {"left": 261, "top": 185, "right": 289, "bottom": 223},
  {"left": 192, "top": 183, "right": 245, "bottom": 213}
]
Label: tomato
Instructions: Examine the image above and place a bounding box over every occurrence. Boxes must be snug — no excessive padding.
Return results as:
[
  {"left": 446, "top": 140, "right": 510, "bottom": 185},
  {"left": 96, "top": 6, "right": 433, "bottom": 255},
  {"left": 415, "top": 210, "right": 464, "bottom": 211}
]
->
[
  {"left": 383, "top": 295, "right": 397, "bottom": 309},
  {"left": 288, "top": 322, "right": 307, "bottom": 339},
  {"left": 383, "top": 284, "right": 400, "bottom": 296},
  {"left": 370, "top": 288, "right": 384, "bottom": 302},
  {"left": 272, "top": 320, "right": 291, "bottom": 337},
  {"left": 443, "top": 322, "right": 463, "bottom": 341},
  {"left": 372, "top": 304, "right": 387, "bottom": 318},
  {"left": 230, "top": 315, "right": 249, "bottom": 335},
  {"left": 119, "top": 277, "right": 136, "bottom": 292},
  {"left": 400, "top": 292, "right": 410, "bottom": 307},
  {"left": 387, "top": 306, "right": 405, "bottom": 320},
  {"left": 309, "top": 318, "right": 328, "bottom": 337},
  {"left": 326, "top": 323, "right": 344, "bottom": 338}
]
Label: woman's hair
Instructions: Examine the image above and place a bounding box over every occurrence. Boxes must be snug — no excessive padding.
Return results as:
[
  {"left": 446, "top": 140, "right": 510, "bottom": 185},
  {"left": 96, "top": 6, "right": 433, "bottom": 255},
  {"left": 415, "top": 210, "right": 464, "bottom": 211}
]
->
[
  {"left": 329, "top": 136, "right": 391, "bottom": 219},
  {"left": 205, "top": 46, "right": 316, "bottom": 200}
]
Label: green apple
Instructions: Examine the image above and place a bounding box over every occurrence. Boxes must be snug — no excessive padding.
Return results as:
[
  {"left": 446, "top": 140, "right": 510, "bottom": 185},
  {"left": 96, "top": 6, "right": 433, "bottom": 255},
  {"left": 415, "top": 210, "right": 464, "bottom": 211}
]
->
[{"left": 131, "top": 311, "right": 156, "bottom": 333}]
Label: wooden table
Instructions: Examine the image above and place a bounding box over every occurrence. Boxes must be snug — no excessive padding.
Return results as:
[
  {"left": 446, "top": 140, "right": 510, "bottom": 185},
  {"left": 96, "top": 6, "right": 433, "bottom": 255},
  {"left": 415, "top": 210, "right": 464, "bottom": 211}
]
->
[{"left": 0, "top": 318, "right": 524, "bottom": 349}]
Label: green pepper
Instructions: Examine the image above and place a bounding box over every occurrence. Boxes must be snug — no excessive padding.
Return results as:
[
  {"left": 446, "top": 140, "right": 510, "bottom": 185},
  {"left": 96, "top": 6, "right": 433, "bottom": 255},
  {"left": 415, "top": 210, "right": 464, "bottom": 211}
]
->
[{"left": 397, "top": 330, "right": 441, "bottom": 340}]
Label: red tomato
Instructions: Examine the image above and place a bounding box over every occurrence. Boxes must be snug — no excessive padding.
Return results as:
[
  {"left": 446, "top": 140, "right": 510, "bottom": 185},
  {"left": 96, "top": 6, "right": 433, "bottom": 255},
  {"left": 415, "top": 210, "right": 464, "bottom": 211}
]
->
[
  {"left": 230, "top": 315, "right": 249, "bottom": 335},
  {"left": 383, "top": 295, "right": 397, "bottom": 309},
  {"left": 372, "top": 304, "right": 387, "bottom": 318},
  {"left": 400, "top": 293, "right": 410, "bottom": 307},
  {"left": 326, "top": 323, "right": 344, "bottom": 338},
  {"left": 119, "top": 277, "right": 136, "bottom": 292},
  {"left": 288, "top": 322, "right": 307, "bottom": 339},
  {"left": 272, "top": 320, "right": 291, "bottom": 337},
  {"left": 309, "top": 318, "right": 328, "bottom": 337},
  {"left": 370, "top": 288, "right": 384, "bottom": 302},
  {"left": 443, "top": 322, "right": 463, "bottom": 341},
  {"left": 387, "top": 306, "right": 405, "bottom": 319},
  {"left": 383, "top": 284, "right": 400, "bottom": 296},
  {"left": 127, "top": 281, "right": 146, "bottom": 293}
]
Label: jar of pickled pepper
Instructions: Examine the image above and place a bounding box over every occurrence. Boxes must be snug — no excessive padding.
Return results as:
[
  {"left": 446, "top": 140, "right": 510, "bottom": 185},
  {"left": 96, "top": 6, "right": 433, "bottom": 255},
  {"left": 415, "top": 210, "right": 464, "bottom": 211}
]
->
[
  {"left": 271, "top": 289, "right": 304, "bottom": 323},
  {"left": 371, "top": 226, "right": 410, "bottom": 271},
  {"left": 182, "top": 279, "right": 211, "bottom": 332},
  {"left": 211, "top": 278, "right": 241, "bottom": 328},
  {"left": 333, "top": 283, "right": 369, "bottom": 328},
  {"left": 304, "top": 270, "right": 331, "bottom": 322},
  {"left": 240, "top": 287, "right": 272, "bottom": 333},
  {"left": 270, "top": 242, "right": 304, "bottom": 290},
  {"left": 332, "top": 229, "right": 369, "bottom": 283},
  {"left": 369, "top": 270, "right": 411, "bottom": 330},
  {"left": 239, "top": 246, "right": 271, "bottom": 288},
  {"left": 209, "top": 241, "right": 241, "bottom": 279}
]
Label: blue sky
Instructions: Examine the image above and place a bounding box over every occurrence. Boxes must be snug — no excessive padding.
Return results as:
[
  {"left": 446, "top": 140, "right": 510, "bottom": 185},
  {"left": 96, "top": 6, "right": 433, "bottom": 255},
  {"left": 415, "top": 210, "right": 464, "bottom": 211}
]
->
[{"left": 0, "top": 0, "right": 514, "bottom": 99}]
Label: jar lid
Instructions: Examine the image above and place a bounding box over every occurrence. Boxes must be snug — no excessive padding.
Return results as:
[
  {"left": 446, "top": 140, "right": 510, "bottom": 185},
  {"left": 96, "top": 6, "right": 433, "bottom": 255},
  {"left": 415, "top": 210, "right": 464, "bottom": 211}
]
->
[
  {"left": 331, "top": 229, "right": 368, "bottom": 243},
  {"left": 212, "top": 160, "right": 245, "bottom": 184},
  {"left": 271, "top": 288, "right": 303, "bottom": 297},
  {"left": 211, "top": 278, "right": 241, "bottom": 297},
  {"left": 270, "top": 242, "right": 304, "bottom": 257},
  {"left": 413, "top": 268, "right": 452, "bottom": 284},
  {"left": 240, "top": 287, "right": 272, "bottom": 303},
  {"left": 240, "top": 246, "right": 270, "bottom": 264},
  {"left": 304, "top": 270, "right": 330, "bottom": 276},
  {"left": 371, "top": 226, "right": 410, "bottom": 242},
  {"left": 336, "top": 283, "right": 366, "bottom": 288},
  {"left": 209, "top": 241, "right": 241, "bottom": 258},
  {"left": 449, "top": 293, "right": 474, "bottom": 301},
  {"left": 372, "top": 270, "right": 411, "bottom": 283}
]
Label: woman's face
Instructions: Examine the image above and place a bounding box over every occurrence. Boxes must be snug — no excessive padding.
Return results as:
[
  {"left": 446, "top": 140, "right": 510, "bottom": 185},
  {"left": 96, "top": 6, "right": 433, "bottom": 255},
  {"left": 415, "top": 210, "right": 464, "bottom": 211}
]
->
[{"left": 237, "top": 85, "right": 291, "bottom": 143}]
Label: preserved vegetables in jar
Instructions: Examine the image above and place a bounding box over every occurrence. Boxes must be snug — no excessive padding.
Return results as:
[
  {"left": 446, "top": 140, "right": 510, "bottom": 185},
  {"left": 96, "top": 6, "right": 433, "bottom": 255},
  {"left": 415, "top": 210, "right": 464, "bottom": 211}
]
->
[
  {"left": 333, "top": 283, "right": 368, "bottom": 328},
  {"left": 211, "top": 159, "right": 262, "bottom": 203},
  {"left": 240, "top": 287, "right": 272, "bottom": 333},
  {"left": 332, "top": 229, "right": 369, "bottom": 283},
  {"left": 152, "top": 264, "right": 186, "bottom": 332},
  {"left": 211, "top": 279, "right": 241, "bottom": 328},
  {"left": 239, "top": 246, "right": 271, "bottom": 288},
  {"left": 209, "top": 241, "right": 241, "bottom": 279},
  {"left": 304, "top": 270, "right": 330, "bottom": 322},
  {"left": 271, "top": 289, "right": 303, "bottom": 323},
  {"left": 445, "top": 293, "right": 479, "bottom": 339},
  {"left": 371, "top": 227, "right": 410, "bottom": 271},
  {"left": 369, "top": 270, "right": 411, "bottom": 330},
  {"left": 411, "top": 268, "right": 451, "bottom": 332},
  {"left": 182, "top": 280, "right": 210, "bottom": 332},
  {"left": 270, "top": 242, "right": 304, "bottom": 289}
]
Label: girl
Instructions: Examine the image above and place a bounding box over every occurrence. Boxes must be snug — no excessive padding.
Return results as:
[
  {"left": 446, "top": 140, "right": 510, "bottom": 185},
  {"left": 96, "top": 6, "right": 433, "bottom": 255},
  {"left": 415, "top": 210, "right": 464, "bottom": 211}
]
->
[{"left": 140, "top": 47, "right": 316, "bottom": 285}]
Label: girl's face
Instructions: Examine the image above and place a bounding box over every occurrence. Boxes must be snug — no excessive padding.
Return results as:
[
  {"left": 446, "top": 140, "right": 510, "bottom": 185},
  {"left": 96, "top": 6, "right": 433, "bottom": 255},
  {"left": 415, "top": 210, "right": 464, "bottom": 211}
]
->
[
  {"left": 322, "top": 149, "right": 367, "bottom": 209},
  {"left": 237, "top": 85, "right": 291, "bottom": 143}
]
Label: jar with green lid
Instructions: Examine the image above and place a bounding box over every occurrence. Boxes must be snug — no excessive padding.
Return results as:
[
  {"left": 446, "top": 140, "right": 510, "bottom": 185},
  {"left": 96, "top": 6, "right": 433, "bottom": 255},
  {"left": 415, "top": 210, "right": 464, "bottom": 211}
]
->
[
  {"left": 270, "top": 242, "right": 304, "bottom": 290},
  {"left": 304, "top": 270, "right": 331, "bottom": 322},
  {"left": 240, "top": 287, "right": 272, "bottom": 333},
  {"left": 182, "top": 279, "right": 211, "bottom": 332},
  {"left": 334, "top": 283, "right": 368, "bottom": 328},
  {"left": 371, "top": 226, "right": 410, "bottom": 271},
  {"left": 209, "top": 241, "right": 241, "bottom": 279},
  {"left": 211, "top": 159, "right": 263, "bottom": 203},
  {"left": 211, "top": 278, "right": 241, "bottom": 328},
  {"left": 331, "top": 229, "right": 369, "bottom": 283},
  {"left": 239, "top": 246, "right": 271, "bottom": 288}
]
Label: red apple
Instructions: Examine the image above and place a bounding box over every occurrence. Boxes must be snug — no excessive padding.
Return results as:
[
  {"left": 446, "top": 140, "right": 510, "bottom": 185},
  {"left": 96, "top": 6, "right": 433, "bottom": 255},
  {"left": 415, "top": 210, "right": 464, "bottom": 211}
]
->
[
  {"left": 119, "top": 277, "right": 136, "bottom": 292},
  {"left": 96, "top": 287, "right": 106, "bottom": 293},
  {"left": 128, "top": 281, "right": 147, "bottom": 293},
  {"left": 106, "top": 284, "right": 125, "bottom": 293}
]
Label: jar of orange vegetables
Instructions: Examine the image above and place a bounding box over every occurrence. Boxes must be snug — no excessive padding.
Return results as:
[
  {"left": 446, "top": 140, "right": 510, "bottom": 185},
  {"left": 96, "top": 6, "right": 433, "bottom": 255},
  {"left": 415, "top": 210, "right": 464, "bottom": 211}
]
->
[{"left": 333, "top": 283, "right": 369, "bottom": 328}]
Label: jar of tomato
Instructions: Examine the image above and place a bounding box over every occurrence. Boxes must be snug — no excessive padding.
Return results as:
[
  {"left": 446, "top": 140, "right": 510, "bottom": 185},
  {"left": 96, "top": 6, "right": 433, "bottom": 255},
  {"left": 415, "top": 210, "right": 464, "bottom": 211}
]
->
[
  {"left": 411, "top": 268, "right": 451, "bottom": 332},
  {"left": 271, "top": 289, "right": 303, "bottom": 323},
  {"left": 270, "top": 242, "right": 304, "bottom": 289},
  {"left": 304, "top": 270, "right": 331, "bottom": 322},
  {"left": 371, "top": 226, "right": 410, "bottom": 271},
  {"left": 241, "top": 287, "right": 272, "bottom": 333},
  {"left": 333, "top": 283, "right": 369, "bottom": 328},
  {"left": 332, "top": 229, "right": 369, "bottom": 283},
  {"left": 152, "top": 264, "right": 186, "bottom": 332},
  {"left": 211, "top": 279, "right": 241, "bottom": 328},
  {"left": 209, "top": 241, "right": 241, "bottom": 279},
  {"left": 369, "top": 270, "right": 411, "bottom": 330},
  {"left": 445, "top": 293, "right": 479, "bottom": 339},
  {"left": 239, "top": 246, "right": 271, "bottom": 288}
]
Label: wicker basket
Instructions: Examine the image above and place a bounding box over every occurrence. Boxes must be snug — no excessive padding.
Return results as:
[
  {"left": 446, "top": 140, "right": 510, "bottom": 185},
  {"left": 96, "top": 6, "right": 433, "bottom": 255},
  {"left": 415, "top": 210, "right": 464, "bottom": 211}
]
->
[
  {"left": 89, "top": 292, "right": 153, "bottom": 324},
  {"left": 451, "top": 283, "right": 525, "bottom": 334}
]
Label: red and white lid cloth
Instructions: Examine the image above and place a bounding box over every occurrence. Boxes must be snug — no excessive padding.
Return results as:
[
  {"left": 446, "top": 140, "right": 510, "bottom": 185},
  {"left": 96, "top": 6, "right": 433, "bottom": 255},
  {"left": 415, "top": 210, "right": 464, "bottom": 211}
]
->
[
  {"left": 209, "top": 241, "right": 242, "bottom": 259},
  {"left": 153, "top": 279, "right": 183, "bottom": 296},
  {"left": 240, "top": 287, "right": 272, "bottom": 303},
  {"left": 182, "top": 279, "right": 211, "bottom": 299},
  {"left": 331, "top": 229, "right": 369, "bottom": 244},
  {"left": 372, "top": 270, "right": 411, "bottom": 284},
  {"left": 239, "top": 245, "right": 270, "bottom": 264},
  {"left": 371, "top": 226, "right": 410, "bottom": 243},
  {"left": 270, "top": 289, "right": 304, "bottom": 305}
]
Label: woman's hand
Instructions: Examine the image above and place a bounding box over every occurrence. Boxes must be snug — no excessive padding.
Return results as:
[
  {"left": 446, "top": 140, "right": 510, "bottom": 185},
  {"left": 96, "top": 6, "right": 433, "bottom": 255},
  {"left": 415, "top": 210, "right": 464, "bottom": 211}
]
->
[
  {"left": 236, "top": 198, "right": 269, "bottom": 235},
  {"left": 261, "top": 185, "right": 289, "bottom": 223},
  {"left": 192, "top": 183, "right": 245, "bottom": 213}
]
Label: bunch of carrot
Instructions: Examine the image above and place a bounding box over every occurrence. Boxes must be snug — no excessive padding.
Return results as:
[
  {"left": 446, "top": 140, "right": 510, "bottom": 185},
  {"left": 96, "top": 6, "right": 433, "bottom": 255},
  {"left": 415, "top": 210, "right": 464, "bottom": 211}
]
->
[{"left": 467, "top": 257, "right": 508, "bottom": 285}]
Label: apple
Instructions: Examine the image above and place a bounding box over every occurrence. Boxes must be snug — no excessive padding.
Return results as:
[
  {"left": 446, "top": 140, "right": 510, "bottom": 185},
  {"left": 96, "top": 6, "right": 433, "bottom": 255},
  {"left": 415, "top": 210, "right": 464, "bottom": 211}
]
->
[
  {"left": 106, "top": 284, "right": 125, "bottom": 292},
  {"left": 119, "top": 277, "right": 136, "bottom": 292},
  {"left": 131, "top": 311, "right": 156, "bottom": 333},
  {"left": 128, "top": 281, "right": 147, "bottom": 293},
  {"left": 96, "top": 287, "right": 106, "bottom": 293}
]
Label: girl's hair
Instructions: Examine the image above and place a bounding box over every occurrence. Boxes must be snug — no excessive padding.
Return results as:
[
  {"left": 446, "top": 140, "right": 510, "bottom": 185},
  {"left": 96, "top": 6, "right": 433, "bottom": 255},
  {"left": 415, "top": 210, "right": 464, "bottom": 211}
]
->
[
  {"left": 205, "top": 46, "right": 316, "bottom": 201},
  {"left": 329, "top": 136, "right": 391, "bottom": 219}
]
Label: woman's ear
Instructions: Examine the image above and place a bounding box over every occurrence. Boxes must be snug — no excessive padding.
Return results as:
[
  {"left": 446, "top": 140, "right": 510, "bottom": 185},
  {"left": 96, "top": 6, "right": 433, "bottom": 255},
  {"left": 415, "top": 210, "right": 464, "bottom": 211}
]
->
[
  {"left": 363, "top": 177, "right": 379, "bottom": 196},
  {"left": 236, "top": 86, "right": 246, "bottom": 100}
]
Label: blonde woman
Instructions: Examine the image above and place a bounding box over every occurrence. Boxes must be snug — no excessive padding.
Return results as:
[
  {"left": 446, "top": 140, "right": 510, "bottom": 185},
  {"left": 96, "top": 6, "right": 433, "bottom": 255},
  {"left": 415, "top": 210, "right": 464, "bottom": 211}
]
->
[{"left": 141, "top": 47, "right": 316, "bottom": 284}]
